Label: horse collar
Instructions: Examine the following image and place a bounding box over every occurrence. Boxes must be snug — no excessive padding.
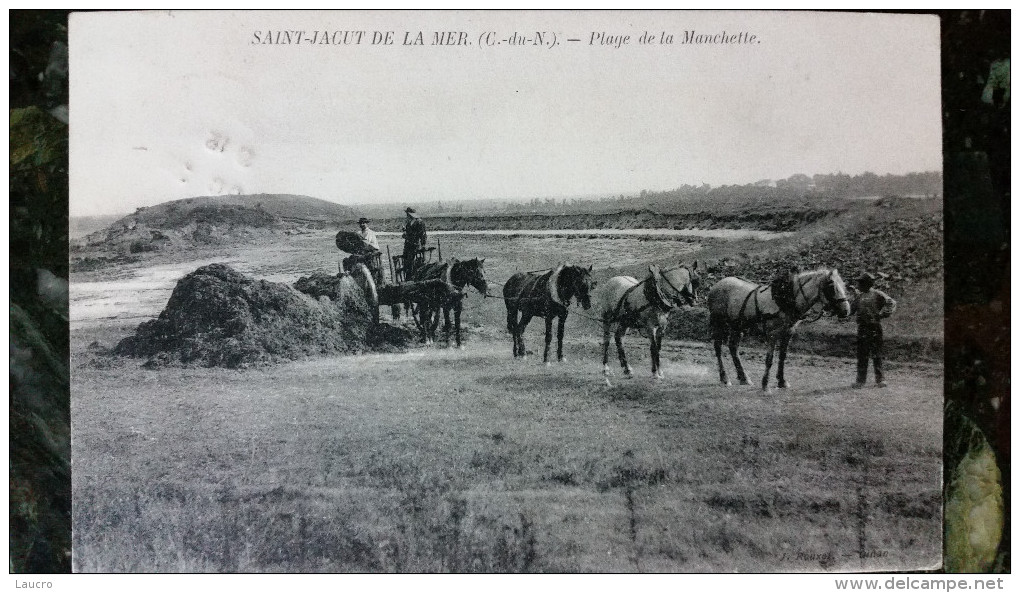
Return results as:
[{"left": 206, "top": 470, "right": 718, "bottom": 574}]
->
[
  {"left": 644, "top": 275, "right": 671, "bottom": 312},
  {"left": 792, "top": 274, "right": 824, "bottom": 320},
  {"left": 657, "top": 268, "right": 690, "bottom": 307},
  {"left": 548, "top": 265, "right": 565, "bottom": 306}
]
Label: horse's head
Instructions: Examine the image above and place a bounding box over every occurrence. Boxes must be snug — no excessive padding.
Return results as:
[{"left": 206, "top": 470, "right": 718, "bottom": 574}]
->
[
  {"left": 454, "top": 258, "right": 488, "bottom": 296},
  {"left": 821, "top": 269, "right": 851, "bottom": 318},
  {"left": 561, "top": 264, "right": 595, "bottom": 310},
  {"left": 652, "top": 261, "right": 702, "bottom": 308}
]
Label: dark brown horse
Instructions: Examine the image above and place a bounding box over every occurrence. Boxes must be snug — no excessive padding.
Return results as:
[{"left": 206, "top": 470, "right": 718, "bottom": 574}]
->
[
  {"left": 407, "top": 258, "right": 488, "bottom": 347},
  {"left": 502, "top": 264, "right": 595, "bottom": 364}
]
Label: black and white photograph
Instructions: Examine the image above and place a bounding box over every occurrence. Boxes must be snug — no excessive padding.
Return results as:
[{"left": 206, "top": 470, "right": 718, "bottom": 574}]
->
[{"left": 60, "top": 10, "right": 954, "bottom": 573}]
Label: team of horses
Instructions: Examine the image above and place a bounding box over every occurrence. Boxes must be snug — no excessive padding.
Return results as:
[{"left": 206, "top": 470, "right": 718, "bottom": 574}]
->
[{"left": 355, "top": 251, "right": 852, "bottom": 391}]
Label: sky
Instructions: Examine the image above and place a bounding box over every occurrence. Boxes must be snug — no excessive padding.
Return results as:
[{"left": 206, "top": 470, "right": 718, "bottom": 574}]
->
[{"left": 69, "top": 10, "right": 942, "bottom": 216}]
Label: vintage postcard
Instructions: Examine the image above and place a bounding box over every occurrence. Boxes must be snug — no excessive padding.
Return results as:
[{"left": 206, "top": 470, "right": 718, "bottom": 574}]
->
[{"left": 68, "top": 10, "right": 944, "bottom": 573}]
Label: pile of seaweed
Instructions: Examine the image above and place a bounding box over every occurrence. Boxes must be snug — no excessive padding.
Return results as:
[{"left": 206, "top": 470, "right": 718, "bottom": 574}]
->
[{"left": 115, "top": 264, "right": 383, "bottom": 368}]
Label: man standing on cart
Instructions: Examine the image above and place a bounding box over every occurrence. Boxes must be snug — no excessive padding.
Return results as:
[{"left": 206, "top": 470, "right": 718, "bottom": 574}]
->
[
  {"left": 339, "top": 217, "right": 381, "bottom": 278},
  {"left": 401, "top": 207, "right": 427, "bottom": 278},
  {"left": 357, "top": 217, "right": 380, "bottom": 251}
]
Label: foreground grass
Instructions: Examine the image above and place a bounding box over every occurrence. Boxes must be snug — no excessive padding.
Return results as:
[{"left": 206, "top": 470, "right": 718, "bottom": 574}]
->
[{"left": 71, "top": 338, "right": 941, "bottom": 572}]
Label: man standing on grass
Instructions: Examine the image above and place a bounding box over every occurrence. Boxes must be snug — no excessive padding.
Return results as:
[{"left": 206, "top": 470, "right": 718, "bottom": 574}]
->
[{"left": 851, "top": 272, "right": 897, "bottom": 388}]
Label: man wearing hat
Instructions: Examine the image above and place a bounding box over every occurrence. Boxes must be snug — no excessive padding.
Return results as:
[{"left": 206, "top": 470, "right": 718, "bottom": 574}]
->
[
  {"left": 357, "top": 217, "right": 380, "bottom": 251},
  {"left": 851, "top": 272, "right": 897, "bottom": 388},
  {"left": 401, "top": 207, "right": 427, "bottom": 277},
  {"left": 339, "top": 217, "right": 381, "bottom": 276}
]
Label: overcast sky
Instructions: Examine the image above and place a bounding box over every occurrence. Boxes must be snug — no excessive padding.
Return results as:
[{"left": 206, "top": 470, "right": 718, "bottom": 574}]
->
[{"left": 69, "top": 10, "right": 942, "bottom": 216}]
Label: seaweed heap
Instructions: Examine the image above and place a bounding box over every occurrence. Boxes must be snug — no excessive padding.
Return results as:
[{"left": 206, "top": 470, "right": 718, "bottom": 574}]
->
[
  {"left": 293, "top": 271, "right": 350, "bottom": 301},
  {"left": 115, "top": 264, "right": 374, "bottom": 368},
  {"left": 293, "top": 271, "right": 417, "bottom": 352}
]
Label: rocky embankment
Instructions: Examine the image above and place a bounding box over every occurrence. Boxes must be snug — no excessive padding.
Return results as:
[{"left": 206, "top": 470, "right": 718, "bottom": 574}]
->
[
  {"left": 364, "top": 207, "right": 840, "bottom": 234},
  {"left": 668, "top": 210, "right": 944, "bottom": 362}
]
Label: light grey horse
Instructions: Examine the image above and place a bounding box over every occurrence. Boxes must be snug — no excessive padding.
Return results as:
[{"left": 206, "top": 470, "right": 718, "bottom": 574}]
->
[
  {"left": 594, "top": 262, "right": 701, "bottom": 380},
  {"left": 707, "top": 268, "right": 851, "bottom": 391}
]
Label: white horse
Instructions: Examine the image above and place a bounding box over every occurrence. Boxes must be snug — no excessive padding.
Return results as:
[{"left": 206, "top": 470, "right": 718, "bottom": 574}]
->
[
  {"left": 348, "top": 263, "right": 379, "bottom": 325},
  {"left": 707, "top": 268, "right": 851, "bottom": 391},
  {"left": 594, "top": 262, "right": 701, "bottom": 380}
]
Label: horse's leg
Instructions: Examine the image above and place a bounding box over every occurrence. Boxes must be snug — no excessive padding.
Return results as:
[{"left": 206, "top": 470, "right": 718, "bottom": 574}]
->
[
  {"left": 543, "top": 314, "right": 554, "bottom": 364},
  {"left": 424, "top": 306, "right": 436, "bottom": 345},
  {"left": 776, "top": 330, "right": 793, "bottom": 389},
  {"left": 652, "top": 326, "right": 664, "bottom": 379},
  {"left": 423, "top": 306, "right": 435, "bottom": 346},
  {"left": 506, "top": 307, "right": 519, "bottom": 357},
  {"left": 615, "top": 324, "right": 632, "bottom": 376},
  {"left": 518, "top": 313, "right": 533, "bottom": 359},
  {"left": 711, "top": 318, "right": 730, "bottom": 385},
  {"left": 659, "top": 327, "right": 667, "bottom": 377},
  {"left": 442, "top": 305, "right": 452, "bottom": 347},
  {"left": 761, "top": 336, "right": 776, "bottom": 392},
  {"left": 602, "top": 320, "right": 613, "bottom": 375},
  {"left": 410, "top": 303, "right": 425, "bottom": 343},
  {"left": 728, "top": 327, "right": 750, "bottom": 385},
  {"left": 454, "top": 303, "right": 463, "bottom": 349},
  {"left": 556, "top": 313, "right": 567, "bottom": 362},
  {"left": 649, "top": 327, "right": 659, "bottom": 378}
]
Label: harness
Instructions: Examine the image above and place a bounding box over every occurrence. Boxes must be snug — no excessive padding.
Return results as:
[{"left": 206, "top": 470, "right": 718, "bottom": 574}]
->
[
  {"left": 608, "top": 268, "right": 691, "bottom": 326},
  {"left": 502, "top": 267, "right": 578, "bottom": 309},
  {"left": 610, "top": 279, "right": 652, "bottom": 324},
  {"left": 735, "top": 272, "right": 836, "bottom": 335},
  {"left": 502, "top": 269, "right": 555, "bottom": 306},
  {"left": 408, "top": 261, "right": 465, "bottom": 303},
  {"left": 657, "top": 267, "right": 694, "bottom": 307}
]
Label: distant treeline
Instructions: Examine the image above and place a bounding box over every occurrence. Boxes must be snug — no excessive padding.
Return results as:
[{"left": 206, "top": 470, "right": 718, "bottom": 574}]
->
[
  {"left": 499, "top": 171, "right": 942, "bottom": 215},
  {"left": 370, "top": 171, "right": 942, "bottom": 217},
  {"left": 641, "top": 171, "right": 941, "bottom": 202}
]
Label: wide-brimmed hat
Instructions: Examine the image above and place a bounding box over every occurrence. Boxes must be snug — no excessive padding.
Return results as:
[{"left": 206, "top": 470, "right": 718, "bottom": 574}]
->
[
  {"left": 357, "top": 217, "right": 370, "bottom": 224},
  {"left": 405, "top": 207, "right": 417, "bottom": 215},
  {"left": 857, "top": 272, "right": 876, "bottom": 285}
]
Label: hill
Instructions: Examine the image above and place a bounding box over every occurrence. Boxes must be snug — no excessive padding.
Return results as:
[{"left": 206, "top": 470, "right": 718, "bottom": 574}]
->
[
  {"left": 73, "top": 194, "right": 360, "bottom": 256},
  {"left": 128, "top": 193, "right": 358, "bottom": 224}
]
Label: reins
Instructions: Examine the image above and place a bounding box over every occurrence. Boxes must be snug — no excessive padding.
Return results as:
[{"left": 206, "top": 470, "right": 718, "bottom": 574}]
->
[
  {"left": 736, "top": 271, "right": 837, "bottom": 329},
  {"left": 604, "top": 267, "right": 694, "bottom": 327},
  {"left": 609, "top": 279, "right": 651, "bottom": 324},
  {"left": 485, "top": 272, "right": 606, "bottom": 322}
]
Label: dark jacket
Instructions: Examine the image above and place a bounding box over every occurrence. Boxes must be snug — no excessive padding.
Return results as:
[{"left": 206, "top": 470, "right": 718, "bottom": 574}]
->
[{"left": 403, "top": 217, "right": 427, "bottom": 249}]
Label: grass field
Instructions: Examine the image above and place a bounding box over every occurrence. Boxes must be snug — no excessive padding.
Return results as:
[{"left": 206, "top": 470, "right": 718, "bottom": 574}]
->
[
  {"left": 72, "top": 338, "right": 941, "bottom": 572},
  {"left": 70, "top": 213, "right": 943, "bottom": 572}
]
